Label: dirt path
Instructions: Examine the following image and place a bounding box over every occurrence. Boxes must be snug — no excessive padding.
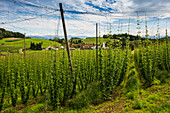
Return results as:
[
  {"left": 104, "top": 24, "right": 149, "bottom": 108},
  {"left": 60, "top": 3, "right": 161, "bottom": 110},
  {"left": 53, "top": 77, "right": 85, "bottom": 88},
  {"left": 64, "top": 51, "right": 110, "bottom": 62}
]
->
[{"left": 5, "top": 38, "right": 21, "bottom": 40}]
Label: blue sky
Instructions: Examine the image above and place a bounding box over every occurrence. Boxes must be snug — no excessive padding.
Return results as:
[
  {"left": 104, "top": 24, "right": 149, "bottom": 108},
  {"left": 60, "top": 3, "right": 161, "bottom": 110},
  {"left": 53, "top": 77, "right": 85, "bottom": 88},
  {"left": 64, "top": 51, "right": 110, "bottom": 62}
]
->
[{"left": 0, "top": 0, "right": 170, "bottom": 38}]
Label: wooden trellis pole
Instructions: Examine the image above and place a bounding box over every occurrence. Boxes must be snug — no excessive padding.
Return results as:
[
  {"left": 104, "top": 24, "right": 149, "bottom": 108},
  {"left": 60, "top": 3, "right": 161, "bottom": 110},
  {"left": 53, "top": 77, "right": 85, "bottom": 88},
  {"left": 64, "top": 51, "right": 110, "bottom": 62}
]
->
[
  {"left": 59, "top": 3, "right": 73, "bottom": 73},
  {"left": 96, "top": 23, "right": 98, "bottom": 78},
  {"left": 24, "top": 33, "right": 26, "bottom": 61}
]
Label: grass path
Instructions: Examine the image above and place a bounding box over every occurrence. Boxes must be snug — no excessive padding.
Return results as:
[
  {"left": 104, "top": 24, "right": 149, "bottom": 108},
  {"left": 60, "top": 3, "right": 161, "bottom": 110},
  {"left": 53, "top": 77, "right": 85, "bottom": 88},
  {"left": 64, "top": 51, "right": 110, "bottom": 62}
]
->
[
  {"left": 133, "top": 50, "right": 143, "bottom": 100},
  {"left": 83, "top": 50, "right": 170, "bottom": 113}
]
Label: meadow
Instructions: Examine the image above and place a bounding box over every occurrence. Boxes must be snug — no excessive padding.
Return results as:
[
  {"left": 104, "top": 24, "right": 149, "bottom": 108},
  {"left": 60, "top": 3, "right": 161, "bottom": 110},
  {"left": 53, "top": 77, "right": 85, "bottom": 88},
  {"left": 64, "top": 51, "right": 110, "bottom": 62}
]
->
[{"left": 0, "top": 38, "right": 60, "bottom": 53}]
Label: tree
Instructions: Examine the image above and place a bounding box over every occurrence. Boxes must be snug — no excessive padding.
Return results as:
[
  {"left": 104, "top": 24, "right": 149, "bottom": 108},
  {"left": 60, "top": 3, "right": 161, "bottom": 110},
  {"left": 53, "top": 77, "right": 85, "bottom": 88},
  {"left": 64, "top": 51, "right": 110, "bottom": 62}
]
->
[
  {"left": 30, "top": 42, "right": 43, "bottom": 50},
  {"left": 0, "top": 28, "right": 24, "bottom": 38},
  {"left": 78, "top": 40, "right": 82, "bottom": 43},
  {"left": 54, "top": 37, "right": 60, "bottom": 41}
]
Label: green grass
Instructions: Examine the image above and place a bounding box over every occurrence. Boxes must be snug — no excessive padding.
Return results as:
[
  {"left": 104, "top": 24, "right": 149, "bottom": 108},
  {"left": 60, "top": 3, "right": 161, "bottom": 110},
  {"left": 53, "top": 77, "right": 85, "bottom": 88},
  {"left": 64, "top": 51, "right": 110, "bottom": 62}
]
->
[
  {"left": 0, "top": 37, "right": 60, "bottom": 53},
  {"left": 67, "top": 82, "right": 102, "bottom": 110},
  {"left": 0, "top": 38, "right": 60, "bottom": 48},
  {"left": 22, "top": 104, "right": 45, "bottom": 113},
  {"left": 81, "top": 84, "right": 169, "bottom": 113}
]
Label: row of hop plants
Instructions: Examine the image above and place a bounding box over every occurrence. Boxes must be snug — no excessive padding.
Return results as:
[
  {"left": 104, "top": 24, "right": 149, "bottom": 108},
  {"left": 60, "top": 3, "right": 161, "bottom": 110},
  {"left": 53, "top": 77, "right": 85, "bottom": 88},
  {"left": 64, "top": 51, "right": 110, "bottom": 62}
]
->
[
  {"left": 0, "top": 46, "right": 130, "bottom": 111},
  {"left": 134, "top": 38, "right": 170, "bottom": 87},
  {"left": 98, "top": 47, "right": 130, "bottom": 100}
]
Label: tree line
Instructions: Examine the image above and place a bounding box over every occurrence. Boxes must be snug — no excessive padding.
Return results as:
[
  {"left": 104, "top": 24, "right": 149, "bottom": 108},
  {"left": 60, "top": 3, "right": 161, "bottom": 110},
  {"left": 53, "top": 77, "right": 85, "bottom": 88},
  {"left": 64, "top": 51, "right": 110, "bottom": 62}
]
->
[
  {"left": 0, "top": 28, "right": 24, "bottom": 39},
  {"left": 103, "top": 33, "right": 141, "bottom": 41}
]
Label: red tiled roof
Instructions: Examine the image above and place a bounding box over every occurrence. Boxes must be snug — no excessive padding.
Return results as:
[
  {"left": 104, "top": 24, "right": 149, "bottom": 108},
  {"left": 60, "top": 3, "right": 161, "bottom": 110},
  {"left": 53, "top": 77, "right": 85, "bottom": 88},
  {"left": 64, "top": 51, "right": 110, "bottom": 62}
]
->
[{"left": 82, "top": 44, "right": 93, "bottom": 48}]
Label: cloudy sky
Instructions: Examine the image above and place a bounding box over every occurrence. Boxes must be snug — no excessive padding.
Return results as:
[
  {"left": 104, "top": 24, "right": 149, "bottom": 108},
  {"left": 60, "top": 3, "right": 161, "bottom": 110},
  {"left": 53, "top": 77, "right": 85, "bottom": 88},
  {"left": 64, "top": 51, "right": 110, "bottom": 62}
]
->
[{"left": 0, "top": 0, "right": 170, "bottom": 39}]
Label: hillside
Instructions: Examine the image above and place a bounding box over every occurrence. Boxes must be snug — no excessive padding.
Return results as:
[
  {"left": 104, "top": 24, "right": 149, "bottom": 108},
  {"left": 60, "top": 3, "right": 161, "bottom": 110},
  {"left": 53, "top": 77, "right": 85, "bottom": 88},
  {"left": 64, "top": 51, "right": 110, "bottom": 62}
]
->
[
  {"left": 103, "top": 33, "right": 170, "bottom": 42},
  {"left": 0, "top": 38, "right": 60, "bottom": 53},
  {"left": 0, "top": 28, "right": 24, "bottom": 39}
]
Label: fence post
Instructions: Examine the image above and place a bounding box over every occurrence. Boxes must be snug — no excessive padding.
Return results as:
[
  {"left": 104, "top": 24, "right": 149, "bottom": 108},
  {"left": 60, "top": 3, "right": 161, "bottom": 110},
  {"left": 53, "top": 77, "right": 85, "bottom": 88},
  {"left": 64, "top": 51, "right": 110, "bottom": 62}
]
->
[{"left": 24, "top": 33, "right": 26, "bottom": 61}]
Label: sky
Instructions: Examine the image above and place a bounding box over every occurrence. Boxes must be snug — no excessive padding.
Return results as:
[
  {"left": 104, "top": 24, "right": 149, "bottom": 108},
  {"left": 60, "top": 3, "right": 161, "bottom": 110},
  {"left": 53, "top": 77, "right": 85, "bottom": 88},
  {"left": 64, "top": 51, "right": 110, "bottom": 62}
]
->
[{"left": 0, "top": 0, "right": 170, "bottom": 39}]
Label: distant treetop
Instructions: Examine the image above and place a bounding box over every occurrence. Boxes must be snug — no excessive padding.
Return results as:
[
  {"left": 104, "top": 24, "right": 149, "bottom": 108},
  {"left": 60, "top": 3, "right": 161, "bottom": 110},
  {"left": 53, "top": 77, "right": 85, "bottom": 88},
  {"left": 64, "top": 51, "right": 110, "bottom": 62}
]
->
[{"left": 0, "top": 28, "right": 24, "bottom": 39}]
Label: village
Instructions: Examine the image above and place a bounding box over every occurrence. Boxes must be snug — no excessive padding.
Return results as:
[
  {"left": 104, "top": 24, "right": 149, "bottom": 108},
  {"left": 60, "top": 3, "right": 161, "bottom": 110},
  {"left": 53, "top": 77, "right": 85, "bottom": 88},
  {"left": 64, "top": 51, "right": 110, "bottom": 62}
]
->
[{"left": 43, "top": 42, "right": 109, "bottom": 51}]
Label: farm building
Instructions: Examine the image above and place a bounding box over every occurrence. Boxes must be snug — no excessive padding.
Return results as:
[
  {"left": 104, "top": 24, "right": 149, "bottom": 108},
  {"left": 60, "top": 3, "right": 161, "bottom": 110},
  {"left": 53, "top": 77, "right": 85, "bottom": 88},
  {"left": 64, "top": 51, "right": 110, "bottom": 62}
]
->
[
  {"left": 69, "top": 48, "right": 76, "bottom": 51},
  {"left": 80, "top": 44, "right": 94, "bottom": 50},
  {"left": 43, "top": 46, "right": 60, "bottom": 50},
  {"left": 70, "top": 44, "right": 81, "bottom": 48}
]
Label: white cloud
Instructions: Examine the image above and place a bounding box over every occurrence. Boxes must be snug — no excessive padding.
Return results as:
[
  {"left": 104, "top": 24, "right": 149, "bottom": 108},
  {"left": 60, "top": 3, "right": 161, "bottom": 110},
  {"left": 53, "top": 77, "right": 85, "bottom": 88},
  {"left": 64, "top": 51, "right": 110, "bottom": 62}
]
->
[{"left": 0, "top": 0, "right": 170, "bottom": 37}]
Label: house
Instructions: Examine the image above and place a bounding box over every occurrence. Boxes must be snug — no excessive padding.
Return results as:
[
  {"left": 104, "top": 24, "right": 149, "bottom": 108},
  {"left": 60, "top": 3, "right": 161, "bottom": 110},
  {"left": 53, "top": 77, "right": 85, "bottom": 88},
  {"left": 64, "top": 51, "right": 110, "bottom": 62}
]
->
[
  {"left": 91, "top": 43, "right": 109, "bottom": 50},
  {"left": 80, "top": 44, "right": 94, "bottom": 50},
  {"left": 102, "top": 42, "right": 105, "bottom": 48},
  {"left": 70, "top": 44, "right": 81, "bottom": 48},
  {"left": 43, "top": 46, "right": 61, "bottom": 50},
  {"left": 51, "top": 47, "right": 59, "bottom": 50},
  {"left": 69, "top": 48, "right": 76, "bottom": 51},
  {"left": 60, "top": 45, "right": 64, "bottom": 49},
  {"left": 43, "top": 46, "right": 52, "bottom": 50},
  {"left": 91, "top": 45, "right": 101, "bottom": 49},
  {"left": 102, "top": 42, "right": 109, "bottom": 49}
]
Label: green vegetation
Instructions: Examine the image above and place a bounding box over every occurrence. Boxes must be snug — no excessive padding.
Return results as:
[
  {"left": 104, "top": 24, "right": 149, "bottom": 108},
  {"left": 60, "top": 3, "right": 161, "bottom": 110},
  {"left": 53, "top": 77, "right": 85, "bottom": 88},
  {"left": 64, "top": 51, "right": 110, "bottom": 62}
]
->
[
  {"left": 0, "top": 28, "right": 24, "bottom": 39},
  {"left": 0, "top": 38, "right": 60, "bottom": 53},
  {"left": 134, "top": 38, "right": 170, "bottom": 87},
  {"left": 0, "top": 33, "right": 169, "bottom": 113},
  {"left": 67, "top": 82, "right": 102, "bottom": 110},
  {"left": 0, "top": 46, "right": 130, "bottom": 112},
  {"left": 71, "top": 37, "right": 114, "bottom": 44}
]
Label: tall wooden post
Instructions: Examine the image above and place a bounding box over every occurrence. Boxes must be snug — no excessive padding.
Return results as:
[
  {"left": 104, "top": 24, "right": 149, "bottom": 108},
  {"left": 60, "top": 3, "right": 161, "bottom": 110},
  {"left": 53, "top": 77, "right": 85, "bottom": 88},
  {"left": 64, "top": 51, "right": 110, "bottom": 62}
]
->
[
  {"left": 59, "top": 3, "right": 73, "bottom": 73},
  {"left": 24, "top": 33, "right": 26, "bottom": 61},
  {"left": 96, "top": 23, "right": 98, "bottom": 78}
]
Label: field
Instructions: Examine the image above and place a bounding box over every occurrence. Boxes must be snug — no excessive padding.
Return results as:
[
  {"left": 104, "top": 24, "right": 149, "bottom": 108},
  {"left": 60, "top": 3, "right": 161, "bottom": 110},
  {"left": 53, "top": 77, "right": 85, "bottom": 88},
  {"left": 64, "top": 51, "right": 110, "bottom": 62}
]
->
[
  {"left": 0, "top": 38, "right": 60, "bottom": 53},
  {"left": 0, "top": 37, "right": 170, "bottom": 113}
]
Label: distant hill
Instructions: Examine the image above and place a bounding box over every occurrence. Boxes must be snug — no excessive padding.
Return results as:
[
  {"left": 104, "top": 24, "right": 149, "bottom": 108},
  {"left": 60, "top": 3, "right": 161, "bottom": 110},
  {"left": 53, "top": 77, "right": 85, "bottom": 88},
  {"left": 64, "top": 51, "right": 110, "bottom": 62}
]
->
[
  {"left": 0, "top": 28, "right": 24, "bottom": 39},
  {"left": 103, "top": 33, "right": 140, "bottom": 41},
  {"left": 28, "top": 35, "right": 88, "bottom": 40},
  {"left": 28, "top": 36, "right": 49, "bottom": 40},
  {"left": 103, "top": 33, "right": 169, "bottom": 41},
  {"left": 70, "top": 37, "right": 114, "bottom": 44}
]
